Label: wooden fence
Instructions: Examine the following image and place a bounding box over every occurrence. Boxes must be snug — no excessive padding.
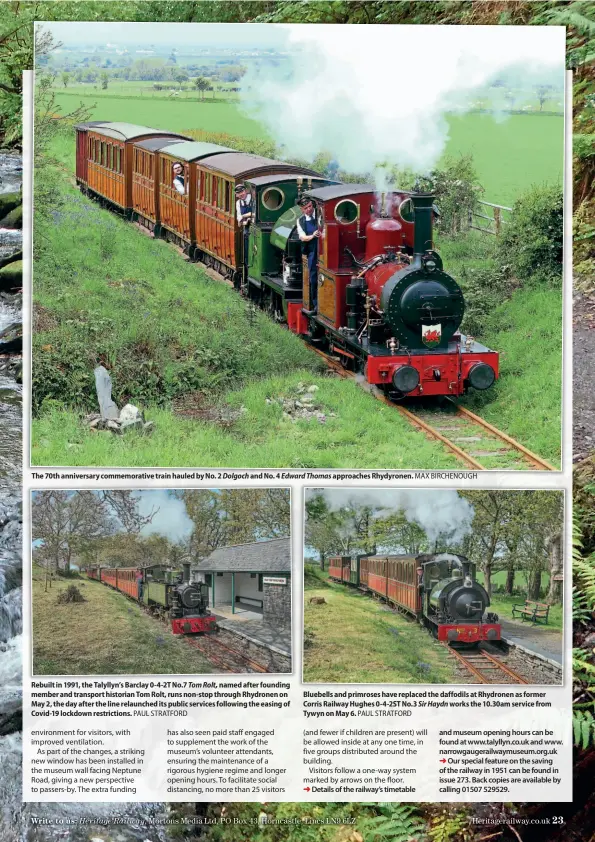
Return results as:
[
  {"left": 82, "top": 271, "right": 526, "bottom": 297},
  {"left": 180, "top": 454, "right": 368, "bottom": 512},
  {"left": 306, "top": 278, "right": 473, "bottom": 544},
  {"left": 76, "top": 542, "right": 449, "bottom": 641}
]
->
[{"left": 468, "top": 200, "right": 512, "bottom": 235}]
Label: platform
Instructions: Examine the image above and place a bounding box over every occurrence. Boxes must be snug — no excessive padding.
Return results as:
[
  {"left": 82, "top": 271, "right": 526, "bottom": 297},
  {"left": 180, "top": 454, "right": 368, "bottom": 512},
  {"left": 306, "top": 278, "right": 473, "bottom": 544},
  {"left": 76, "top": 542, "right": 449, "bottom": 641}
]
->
[
  {"left": 213, "top": 602, "right": 263, "bottom": 622},
  {"left": 215, "top": 611, "right": 291, "bottom": 658},
  {"left": 500, "top": 617, "right": 563, "bottom": 665}
]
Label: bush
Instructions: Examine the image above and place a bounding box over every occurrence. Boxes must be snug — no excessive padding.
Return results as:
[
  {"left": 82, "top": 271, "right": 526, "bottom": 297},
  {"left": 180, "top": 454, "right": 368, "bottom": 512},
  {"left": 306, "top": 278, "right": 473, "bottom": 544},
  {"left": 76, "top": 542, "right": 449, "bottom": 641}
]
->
[
  {"left": 412, "top": 155, "right": 485, "bottom": 235},
  {"left": 498, "top": 184, "right": 563, "bottom": 283},
  {"left": 460, "top": 264, "right": 516, "bottom": 336}
]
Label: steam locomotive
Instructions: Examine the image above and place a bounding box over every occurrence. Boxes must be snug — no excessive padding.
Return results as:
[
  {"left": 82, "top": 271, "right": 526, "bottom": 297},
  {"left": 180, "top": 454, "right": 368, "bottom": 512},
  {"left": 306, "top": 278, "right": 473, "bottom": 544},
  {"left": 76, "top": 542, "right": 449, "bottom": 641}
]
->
[
  {"left": 74, "top": 121, "right": 499, "bottom": 399},
  {"left": 86, "top": 561, "right": 217, "bottom": 635},
  {"left": 328, "top": 552, "right": 500, "bottom": 645}
]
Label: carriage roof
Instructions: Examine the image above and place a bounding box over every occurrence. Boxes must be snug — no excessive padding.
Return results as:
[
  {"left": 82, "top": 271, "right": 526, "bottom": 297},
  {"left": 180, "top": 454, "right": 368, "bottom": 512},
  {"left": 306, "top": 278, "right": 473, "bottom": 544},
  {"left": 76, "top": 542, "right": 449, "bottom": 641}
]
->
[
  {"left": 134, "top": 135, "right": 191, "bottom": 152},
  {"left": 158, "top": 140, "right": 233, "bottom": 161},
  {"left": 246, "top": 173, "right": 335, "bottom": 188},
  {"left": 198, "top": 151, "right": 320, "bottom": 178},
  {"left": 88, "top": 123, "right": 175, "bottom": 141},
  {"left": 304, "top": 183, "right": 376, "bottom": 202}
]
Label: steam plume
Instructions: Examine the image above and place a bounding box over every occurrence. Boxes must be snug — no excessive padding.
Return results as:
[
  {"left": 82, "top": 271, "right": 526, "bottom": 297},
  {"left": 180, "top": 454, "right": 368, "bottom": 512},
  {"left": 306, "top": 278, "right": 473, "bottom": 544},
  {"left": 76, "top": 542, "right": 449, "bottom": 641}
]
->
[
  {"left": 241, "top": 24, "right": 564, "bottom": 182},
  {"left": 307, "top": 488, "right": 474, "bottom": 544}
]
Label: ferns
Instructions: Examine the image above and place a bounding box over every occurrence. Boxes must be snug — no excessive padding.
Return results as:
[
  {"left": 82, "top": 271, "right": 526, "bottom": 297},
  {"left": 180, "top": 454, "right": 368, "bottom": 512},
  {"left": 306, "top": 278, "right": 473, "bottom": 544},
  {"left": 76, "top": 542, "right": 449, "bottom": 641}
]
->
[
  {"left": 429, "top": 812, "right": 470, "bottom": 842},
  {"left": 358, "top": 804, "right": 426, "bottom": 842},
  {"left": 573, "top": 709, "right": 595, "bottom": 749}
]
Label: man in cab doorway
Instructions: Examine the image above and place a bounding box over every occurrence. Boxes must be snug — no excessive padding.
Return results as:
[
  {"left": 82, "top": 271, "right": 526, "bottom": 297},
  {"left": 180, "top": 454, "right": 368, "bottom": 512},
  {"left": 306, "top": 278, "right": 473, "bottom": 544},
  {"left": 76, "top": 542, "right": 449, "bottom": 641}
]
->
[
  {"left": 297, "top": 196, "right": 322, "bottom": 313},
  {"left": 235, "top": 183, "right": 253, "bottom": 272}
]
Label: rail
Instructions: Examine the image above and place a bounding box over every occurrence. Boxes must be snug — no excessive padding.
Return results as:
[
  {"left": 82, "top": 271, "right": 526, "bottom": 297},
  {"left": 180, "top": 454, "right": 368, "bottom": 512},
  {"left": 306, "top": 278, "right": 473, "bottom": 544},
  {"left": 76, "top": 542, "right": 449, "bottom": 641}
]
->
[{"left": 446, "top": 646, "right": 528, "bottom": 685}]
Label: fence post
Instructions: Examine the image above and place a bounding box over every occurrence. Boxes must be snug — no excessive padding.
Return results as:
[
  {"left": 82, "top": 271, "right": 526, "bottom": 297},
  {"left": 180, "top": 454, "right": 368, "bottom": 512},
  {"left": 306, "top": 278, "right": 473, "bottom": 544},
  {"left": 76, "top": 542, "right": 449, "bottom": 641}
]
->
[{"left": 494, "top": 206, "right": 501, "bottom": 236}]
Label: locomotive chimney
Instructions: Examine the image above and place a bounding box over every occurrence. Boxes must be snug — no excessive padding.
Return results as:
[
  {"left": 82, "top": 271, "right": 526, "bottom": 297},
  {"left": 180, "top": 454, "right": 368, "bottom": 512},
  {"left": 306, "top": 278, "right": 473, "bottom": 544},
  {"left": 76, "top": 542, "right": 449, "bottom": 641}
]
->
[
  {"left": 182, "top": 562, "right": 191, "bottom": 583},
  {"left": 411, "top": 192, "right": 434, "bottom": 255}
]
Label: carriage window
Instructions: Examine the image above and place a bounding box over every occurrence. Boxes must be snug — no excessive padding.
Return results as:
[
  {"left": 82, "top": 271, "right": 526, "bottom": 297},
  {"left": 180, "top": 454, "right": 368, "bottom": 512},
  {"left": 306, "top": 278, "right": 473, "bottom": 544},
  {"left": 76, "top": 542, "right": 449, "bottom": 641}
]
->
[
  {"left": 334, "top": 199, "right": 359, "bottom": 224},
  {"left": 149, "top": 155, "right": 153, "bottom": 179},
  {"left": 196, "top": 171, "right": 202, "bottom": 200},
  {"left": 225, "top": 181, "right": 231, "bottom": 213},
  {"left": 262, "top": 186, "right": 285, "bottom": 211}
]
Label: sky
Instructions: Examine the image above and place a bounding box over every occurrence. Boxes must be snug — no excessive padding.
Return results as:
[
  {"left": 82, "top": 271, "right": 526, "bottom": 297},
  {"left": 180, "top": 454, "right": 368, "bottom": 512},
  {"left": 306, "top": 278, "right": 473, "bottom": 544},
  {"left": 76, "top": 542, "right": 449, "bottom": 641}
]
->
[
  {"left": 38, "top": 21, "right": 565, "bottom": 62},
  {"left": 132, "top": 490, "right": 194, "bottom": 541}
]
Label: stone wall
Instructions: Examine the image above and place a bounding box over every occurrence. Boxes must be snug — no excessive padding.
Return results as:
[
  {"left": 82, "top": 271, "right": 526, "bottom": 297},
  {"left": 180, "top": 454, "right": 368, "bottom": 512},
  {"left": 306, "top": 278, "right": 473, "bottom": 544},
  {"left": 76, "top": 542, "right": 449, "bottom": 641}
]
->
[{"left": 263, "top": 577, "right": 291, "bottom": 628}]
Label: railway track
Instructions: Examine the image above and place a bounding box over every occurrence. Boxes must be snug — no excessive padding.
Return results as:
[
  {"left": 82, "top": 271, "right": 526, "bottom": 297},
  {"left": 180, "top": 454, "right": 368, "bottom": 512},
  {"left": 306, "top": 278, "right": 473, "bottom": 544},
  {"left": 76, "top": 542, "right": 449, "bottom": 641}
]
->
[
  {"left": 311, "top": 346, "right": 555, "bottom": 471},
  {"left": 184, "top": 632, "right": 269, "bottom": 674},
  {"left": 446, "top": 645, "right": 529, "bottom": 685}
]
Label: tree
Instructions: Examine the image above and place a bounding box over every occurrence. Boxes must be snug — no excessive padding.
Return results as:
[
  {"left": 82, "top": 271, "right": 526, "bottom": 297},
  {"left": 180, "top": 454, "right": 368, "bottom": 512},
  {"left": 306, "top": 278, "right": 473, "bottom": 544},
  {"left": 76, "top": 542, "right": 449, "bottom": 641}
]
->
[
  {"left": 32, "top": 491, "right": 115, "bottom": 581},
  {"left": 178, "top": 489, "right": 289, "bottom": 560},
  {"left": 535, "top": 83, "right": 553, "bottom": 111},
  {"left": 100, "top": 71, "right": 109, "bottom": 90},
  {"left": 194, "top": 75, "right": 209, "bottom": 100},
  {"left": 60, "top": 71, "right": 69, "bottom": 88},
  {"left": 97, "top": 490, "right": 158, "bottom": 534}
]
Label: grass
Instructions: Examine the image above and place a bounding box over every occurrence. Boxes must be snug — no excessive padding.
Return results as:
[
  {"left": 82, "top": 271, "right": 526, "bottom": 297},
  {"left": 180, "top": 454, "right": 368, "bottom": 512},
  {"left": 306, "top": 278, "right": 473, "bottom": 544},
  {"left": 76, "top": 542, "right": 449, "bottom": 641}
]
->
[
  {"left": 439, "top": 232, "right": 562, "bottom": 466},
  {"left": 303, "top": 569, "right": 457, "bottom": 684},
  {"left": 53, "top": 88, "right": 268, "bottom": 139},
  {"left": 32, "top": 372, "right": 458, "bottom": 468},
  {"left": 52, "top": 90, "right": 562, "bottom": 205},
  {"left": 446, "top": 113, "right": 563, "bottom": 207},
  {"left": 462, "top": 287, "right": 562, "bottom": 465},
  {"left": 488, "top": 592, "right": 563, "bottom": 632},
  {"left": 31, "top": 568, "right": 216, "bottom": 675}
]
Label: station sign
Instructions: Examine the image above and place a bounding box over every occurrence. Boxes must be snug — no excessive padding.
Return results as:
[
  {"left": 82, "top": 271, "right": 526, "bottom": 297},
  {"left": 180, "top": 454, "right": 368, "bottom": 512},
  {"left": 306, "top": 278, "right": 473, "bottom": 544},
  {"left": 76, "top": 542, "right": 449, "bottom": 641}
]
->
[{"left": 263, "top": 577, "right": 288, "bottom": 585}]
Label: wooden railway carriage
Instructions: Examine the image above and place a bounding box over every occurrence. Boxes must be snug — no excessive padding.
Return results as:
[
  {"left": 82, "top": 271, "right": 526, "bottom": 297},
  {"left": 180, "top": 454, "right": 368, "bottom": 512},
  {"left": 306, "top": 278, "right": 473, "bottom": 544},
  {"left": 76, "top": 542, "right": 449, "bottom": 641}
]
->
[
  {"left": 75, "top": 121, "right": 110, "bottom": 187},
  {"left": 192, "top": 153, "right": 321, "bottom": 278},
  {"left": 362, "top": 555, "right": 422, "bottom": 614},
  {"left": 131, "top": 135, "right": 190, "bottom": 232},
  {"left": 156, "top": 141, "right": 234, "bottom": 248},
  {"left": 79, "top": 122, "right": 182, "bottom": 213}
]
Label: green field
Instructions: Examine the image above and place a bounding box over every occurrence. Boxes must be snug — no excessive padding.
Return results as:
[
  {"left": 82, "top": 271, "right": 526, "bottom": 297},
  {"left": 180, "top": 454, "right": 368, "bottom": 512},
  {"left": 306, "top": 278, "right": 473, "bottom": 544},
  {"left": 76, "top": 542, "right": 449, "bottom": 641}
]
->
[
  {"left": 32, "top": 568, "right": 216, "bottom": 675},
  {"left": 303, "top": 573, "right": 457, "bottom": 684},
  {"left": 53, "top": 89, "right": 562, "bottom": 206}
]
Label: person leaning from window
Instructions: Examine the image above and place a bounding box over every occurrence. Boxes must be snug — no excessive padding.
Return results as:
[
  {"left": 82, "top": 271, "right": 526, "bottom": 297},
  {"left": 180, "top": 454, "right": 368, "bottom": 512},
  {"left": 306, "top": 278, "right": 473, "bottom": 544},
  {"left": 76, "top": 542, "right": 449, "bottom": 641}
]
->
[
  {"left": 235, "top": 183, "right": 253, "bottom": 268},
  {"left": 172, "top": 161, "right": 186, "bottom": 195},
  {"left": 297, "top": 196, "right": 322, "bottom": 313},
  {"left": 136, "top": 570, "right": 144, "bottom": 600}
]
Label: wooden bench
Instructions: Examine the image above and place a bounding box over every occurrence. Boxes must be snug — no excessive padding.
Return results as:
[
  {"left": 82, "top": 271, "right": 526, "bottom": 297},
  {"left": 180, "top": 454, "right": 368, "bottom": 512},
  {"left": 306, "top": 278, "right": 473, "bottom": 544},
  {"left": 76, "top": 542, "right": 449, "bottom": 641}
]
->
[
  {"left": 235, "top": 596, "right": 263, "bottom": 609},
  {"left": 511, "top": 600, "right": 550, "bottom": 624}
]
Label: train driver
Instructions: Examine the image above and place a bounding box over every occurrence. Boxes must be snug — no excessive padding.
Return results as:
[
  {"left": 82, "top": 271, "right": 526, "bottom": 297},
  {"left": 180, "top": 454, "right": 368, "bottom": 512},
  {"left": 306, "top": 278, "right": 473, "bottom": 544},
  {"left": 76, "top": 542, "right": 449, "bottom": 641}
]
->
[
  {"left": 172, "top": 162, "right": 186, "bottom": 195},
  {"left": 297, "top": 197, "right": 322, "bottom": 312},
  {"left": 235, "top": 183, "right": 253, "bottom": 269},
  {"left": 136, "top": 570, "right": 144, "bottom": 600}
]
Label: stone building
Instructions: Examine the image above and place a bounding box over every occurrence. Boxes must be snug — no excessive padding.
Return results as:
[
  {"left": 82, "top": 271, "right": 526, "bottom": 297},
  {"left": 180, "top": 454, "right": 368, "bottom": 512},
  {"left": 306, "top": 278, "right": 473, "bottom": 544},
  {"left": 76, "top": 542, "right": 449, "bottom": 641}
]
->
[{"left": 193, "top": 537, "right": 291, "bottom": 628}]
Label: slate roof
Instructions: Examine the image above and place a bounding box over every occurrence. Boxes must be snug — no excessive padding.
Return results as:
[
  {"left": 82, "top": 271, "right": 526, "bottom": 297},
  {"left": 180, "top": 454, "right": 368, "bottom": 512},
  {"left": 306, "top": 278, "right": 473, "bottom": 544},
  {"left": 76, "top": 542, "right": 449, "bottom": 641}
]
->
[{"left": 194, "top": 537, "right": 291, "bottom": 573}]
